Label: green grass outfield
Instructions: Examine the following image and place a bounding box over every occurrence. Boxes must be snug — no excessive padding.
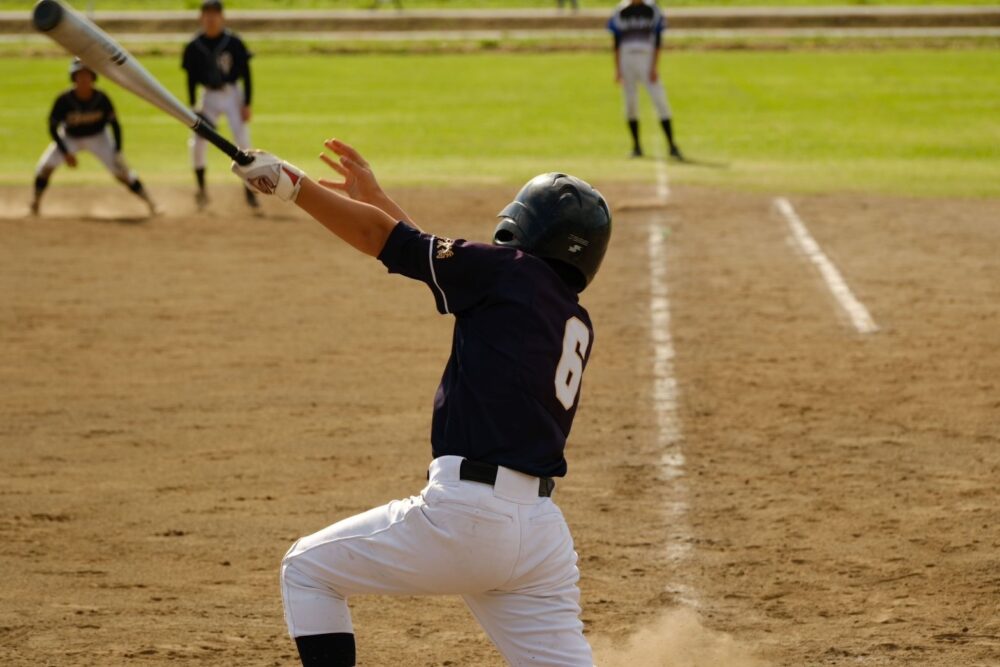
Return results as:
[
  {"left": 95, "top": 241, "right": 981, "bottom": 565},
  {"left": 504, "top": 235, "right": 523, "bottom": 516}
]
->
[{"left": 1, "top": 50, "right": 998, "bottom": 197}]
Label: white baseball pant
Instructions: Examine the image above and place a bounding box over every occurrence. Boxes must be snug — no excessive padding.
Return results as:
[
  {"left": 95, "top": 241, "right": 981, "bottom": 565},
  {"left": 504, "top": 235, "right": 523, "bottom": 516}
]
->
[
  {"left": 281, "top": 455, "right": 594, "bottom": 666},
  {"left": 190, "top": 84, "right": 250, "bottom": 169},
  {"left": 35, "top": 128, "right": 135, "bottom": 182},
  {"left": 619, "top": 46, "right": 672, "bottom": 120}
]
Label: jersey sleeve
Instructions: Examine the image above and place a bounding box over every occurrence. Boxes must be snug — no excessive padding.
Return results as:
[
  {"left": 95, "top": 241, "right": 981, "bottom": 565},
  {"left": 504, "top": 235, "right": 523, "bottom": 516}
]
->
[
  {"left": 606, "top": 14, "right": 620, "bottom": 36},
  {"left": 377, "top": 222, "right": 509, "bottom": 316},
  {"left": 181, "top": 41, "right": 197, "bottom": 72}
]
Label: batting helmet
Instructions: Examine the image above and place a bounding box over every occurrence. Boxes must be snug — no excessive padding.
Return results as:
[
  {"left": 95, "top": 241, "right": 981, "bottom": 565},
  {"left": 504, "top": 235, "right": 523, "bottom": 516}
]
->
[
  {"left": 69, "top": 58, "right": 96, "bottom": 81},
  {"left": 494, "top": 173, "right": 612, "bottom": 292}
]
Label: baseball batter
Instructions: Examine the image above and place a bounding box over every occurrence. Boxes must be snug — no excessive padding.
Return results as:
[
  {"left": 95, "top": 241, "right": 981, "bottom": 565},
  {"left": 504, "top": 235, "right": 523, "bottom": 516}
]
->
[
  {"left": 229, "top": 139, "right": 612, "bottom": 666},
  {"left": 608, "top": 0, "right": 683, "bottom": 160},
  {"left": 30, "top": 59, "right": 157, "bottom": 217},
  {"left": 182, "top": 0, "right": 256, "bottom": 209}
]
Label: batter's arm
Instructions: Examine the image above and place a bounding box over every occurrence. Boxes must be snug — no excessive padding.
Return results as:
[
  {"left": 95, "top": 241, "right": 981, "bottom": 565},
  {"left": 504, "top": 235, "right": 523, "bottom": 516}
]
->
[
  {"left": 318, "top": 139, "right": 416, "bottom": 228},
  {"left": 295, "top": 179, "right": 398, "bottom": 257}
]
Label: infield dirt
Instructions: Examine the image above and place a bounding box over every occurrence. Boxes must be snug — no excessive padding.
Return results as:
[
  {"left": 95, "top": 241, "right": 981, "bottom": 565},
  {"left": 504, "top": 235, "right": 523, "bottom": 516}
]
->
[{"left": 1, "top": 183, "right": 997, "bottom": 666}]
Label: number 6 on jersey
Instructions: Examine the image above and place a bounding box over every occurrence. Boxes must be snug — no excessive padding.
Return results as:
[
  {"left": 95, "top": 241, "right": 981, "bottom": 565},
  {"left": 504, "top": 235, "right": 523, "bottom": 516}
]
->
[{"left": 555, "top": 317, "right": 591, "bottom": 410}]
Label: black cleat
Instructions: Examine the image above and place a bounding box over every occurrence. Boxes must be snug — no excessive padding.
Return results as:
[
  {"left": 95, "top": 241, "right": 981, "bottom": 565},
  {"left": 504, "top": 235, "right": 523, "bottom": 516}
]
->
[
  {"left": 669, "top": 145, "right": 685, "bottom": 162},
  {"left": 245, "top": 187, "right": 260, "bottom": 209},
  {"left": 630, "top": 148, "right": 644, "bottom": 159}
]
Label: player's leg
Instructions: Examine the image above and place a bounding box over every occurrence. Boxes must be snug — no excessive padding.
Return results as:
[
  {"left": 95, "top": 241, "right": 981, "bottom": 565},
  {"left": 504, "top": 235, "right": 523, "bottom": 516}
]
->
[
  {"left": 221, "top": 86, "right": 258, "bottom": 209},
  {"left": 190, "top": 91, "right": 222, "bottom": 208},
  {"left": 645, "top": 77, "right": 682, "bottom": 159},
  {"left": 88, "top": 131, "right": 158, "bottom": 214},
  {"left": 280, "top": 456, "right": 520, "bottom": 666},
  {"left": 620, "top": 51, "right": 643, "bottom": 157},
  {"left": 30, "top": 141, "right": 67, "bottom": 215},
  {"left": 462, "top": 500, "right": 593, "bottom": 666}
]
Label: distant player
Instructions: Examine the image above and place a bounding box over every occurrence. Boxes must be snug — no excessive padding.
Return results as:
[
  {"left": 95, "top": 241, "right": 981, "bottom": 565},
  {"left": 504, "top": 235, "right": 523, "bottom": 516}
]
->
[
  {"left": 230, "top": 139, "right": 611, "bottom": 666},
  {"left": 182, "top": 0, "right": 257, "bottom": 209},
  {"left": 30, "top": 59, "right": 157, "bottom": 217},
  {"left": 608, "top": 0, "right": 683, "bottom": 159}
]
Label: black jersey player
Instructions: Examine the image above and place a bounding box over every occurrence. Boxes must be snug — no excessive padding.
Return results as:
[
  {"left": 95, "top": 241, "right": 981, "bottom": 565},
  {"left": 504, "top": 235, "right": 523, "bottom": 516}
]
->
[
  {"left": 30, "top": 59, "right": 157, "bottom": 217},
  {"left": 182, "top": 0, "right": 256, "bottom": 210},
  {"left": 230, "top": 139, "right": 611, "bottom": 666}
]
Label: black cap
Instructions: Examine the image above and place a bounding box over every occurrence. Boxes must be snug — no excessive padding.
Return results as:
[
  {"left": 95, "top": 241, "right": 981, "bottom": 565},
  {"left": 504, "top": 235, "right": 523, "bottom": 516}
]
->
[{"left": 200, "top": 0, "right": 223, "bottom": 12}]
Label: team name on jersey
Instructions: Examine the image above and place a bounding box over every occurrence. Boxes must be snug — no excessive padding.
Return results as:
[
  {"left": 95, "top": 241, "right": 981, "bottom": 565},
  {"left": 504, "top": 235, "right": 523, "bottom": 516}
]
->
[{"left": 65, "top": 110, "right": 107, "bottom": 127}]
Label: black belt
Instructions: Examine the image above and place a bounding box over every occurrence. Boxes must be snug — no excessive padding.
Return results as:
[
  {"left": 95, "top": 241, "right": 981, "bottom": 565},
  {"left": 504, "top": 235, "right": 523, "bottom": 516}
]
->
[{"left": 431, "top": 459, "right": 554, "bottom": 497}]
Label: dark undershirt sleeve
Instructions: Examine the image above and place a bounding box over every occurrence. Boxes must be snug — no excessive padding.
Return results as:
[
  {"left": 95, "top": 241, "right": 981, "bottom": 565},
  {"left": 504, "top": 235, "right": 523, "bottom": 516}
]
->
[
  {"left": 49, "top": 117, "right": 68, "bottom": 154},
  {"left": 242, "top": 63, "right": 252, "bottom": 106},
  {"left": 110, "top": 118, "right": 122, "bottom": 151},
  {"left": 187, "top": 71, "right": 197, "bottom": 107}
]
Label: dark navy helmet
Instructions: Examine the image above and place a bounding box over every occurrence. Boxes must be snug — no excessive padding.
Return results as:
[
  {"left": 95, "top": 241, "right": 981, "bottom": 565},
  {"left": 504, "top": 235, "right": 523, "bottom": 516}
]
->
[{"left": 494, "top": 173, "right": 612, "bottom": 292}]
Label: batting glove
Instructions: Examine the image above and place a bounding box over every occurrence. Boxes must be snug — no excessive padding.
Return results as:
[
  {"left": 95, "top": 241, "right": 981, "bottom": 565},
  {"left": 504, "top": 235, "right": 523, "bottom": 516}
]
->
[{"left": 231, "top": 150, "right": 306, "bottom": 203}]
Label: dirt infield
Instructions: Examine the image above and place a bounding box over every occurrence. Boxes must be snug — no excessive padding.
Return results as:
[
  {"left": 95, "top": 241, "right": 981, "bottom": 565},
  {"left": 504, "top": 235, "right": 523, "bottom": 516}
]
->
[{"left": 0, "top": 183, "right": 997, "bottom": 666}]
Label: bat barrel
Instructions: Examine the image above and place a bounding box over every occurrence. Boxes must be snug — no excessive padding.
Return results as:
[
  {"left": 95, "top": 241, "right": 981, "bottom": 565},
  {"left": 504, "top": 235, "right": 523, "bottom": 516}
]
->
[{"left": 33, "top": 0, "right": 64, "bottom": 32}]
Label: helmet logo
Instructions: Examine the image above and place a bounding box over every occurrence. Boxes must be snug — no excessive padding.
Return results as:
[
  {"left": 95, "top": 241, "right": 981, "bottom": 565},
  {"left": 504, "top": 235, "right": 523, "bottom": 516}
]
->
[
  {"left": 567, "top": 234, "right": 590, "bottom": 254},
  {"left": 435, "top": 237, "right": 455, "bottom": 260}
]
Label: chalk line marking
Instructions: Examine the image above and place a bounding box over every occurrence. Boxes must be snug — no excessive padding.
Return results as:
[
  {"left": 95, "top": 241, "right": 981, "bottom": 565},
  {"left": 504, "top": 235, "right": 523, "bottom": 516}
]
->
[
  {"left": 775, "top": 197, "right": 879, "bottom": 335},
  {"left": 648, "top": 159, "right": 698, "bottom": 608}
]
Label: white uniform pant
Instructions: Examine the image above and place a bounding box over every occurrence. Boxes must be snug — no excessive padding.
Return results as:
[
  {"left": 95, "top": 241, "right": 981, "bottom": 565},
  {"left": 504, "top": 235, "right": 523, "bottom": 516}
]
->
[
  {"left": 35, "top": 128, "right": 135, "bottom": 182},
  {"left": 619, "top": 46, "right": 672, "bottom": 121},
  {"left": 190, "top": 84, "right": 250, "bottom": 169},
  {"left": 281, "top": 455, "right": 593, "bottom": 666}
]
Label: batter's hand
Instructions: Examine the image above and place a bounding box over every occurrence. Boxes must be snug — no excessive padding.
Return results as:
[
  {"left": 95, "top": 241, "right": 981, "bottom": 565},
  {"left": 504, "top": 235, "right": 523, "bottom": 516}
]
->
[
  {"left": 241, "top": 105, "right": 252, "bottom": 122},
  {"left": 318, "top": 139, "right": 383, "bottom": 205},
  {"left": 65, "top": 153, "right": 78, "bottom": 168},
  {"left": 231, "top": 150, "right": 306, "bottom": 202}
]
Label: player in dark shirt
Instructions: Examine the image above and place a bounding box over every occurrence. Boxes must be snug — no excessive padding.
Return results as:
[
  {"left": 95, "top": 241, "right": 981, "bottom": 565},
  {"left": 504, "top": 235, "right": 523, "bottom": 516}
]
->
[
  {"left": 30, "top": 59, "right": 156, "bottom": 217},
  {"left": 182, "top": 0, "right": 257, "bottom": 210},
  {"left": 230, "top": 140, "right": 611, "bottom": 666}
]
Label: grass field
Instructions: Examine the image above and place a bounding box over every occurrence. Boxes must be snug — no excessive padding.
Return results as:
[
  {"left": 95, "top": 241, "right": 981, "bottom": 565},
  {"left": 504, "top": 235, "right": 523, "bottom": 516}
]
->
[
  {"left": 2, "top": 0, "right": 999, "bottom": 10},
  {"left": 1, "top": 49, "right": 998, "bottom": 196}
]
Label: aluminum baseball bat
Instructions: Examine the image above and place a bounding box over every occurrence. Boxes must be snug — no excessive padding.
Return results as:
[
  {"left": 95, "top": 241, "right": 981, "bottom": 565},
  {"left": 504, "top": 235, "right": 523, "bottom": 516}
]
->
[{"left": 32, "top": 0, "right": 255, "bottom": 166}]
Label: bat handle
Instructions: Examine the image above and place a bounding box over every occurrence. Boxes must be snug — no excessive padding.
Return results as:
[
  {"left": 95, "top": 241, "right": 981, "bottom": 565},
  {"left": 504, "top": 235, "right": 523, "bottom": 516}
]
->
[{"left": 193, "top": 119, "right": 255, "bottom": 166}]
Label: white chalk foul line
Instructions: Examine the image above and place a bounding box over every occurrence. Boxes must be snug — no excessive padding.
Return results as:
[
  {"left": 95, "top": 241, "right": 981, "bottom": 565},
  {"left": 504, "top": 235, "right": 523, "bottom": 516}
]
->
[
  {"left": 648, "top": 160, "right": 698, "bottom": 608},
  {"left": 775, "top": 197, "right": 879, "bottom": 335}
]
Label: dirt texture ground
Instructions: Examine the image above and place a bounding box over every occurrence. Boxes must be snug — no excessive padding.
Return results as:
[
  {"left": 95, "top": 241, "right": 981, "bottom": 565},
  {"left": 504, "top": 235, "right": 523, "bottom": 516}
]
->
[{"left": 0, "top": 182, "right": 997, "bottom": 666}]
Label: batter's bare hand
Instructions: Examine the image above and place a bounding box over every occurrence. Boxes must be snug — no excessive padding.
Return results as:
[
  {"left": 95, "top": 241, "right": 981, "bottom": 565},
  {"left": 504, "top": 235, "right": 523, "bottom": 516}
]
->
[
  {"left": 65, "top": 153, "right": 78, "bottom": 168},
  {"left": 318, "top": 139, "right": 383, "bottom": 204}
]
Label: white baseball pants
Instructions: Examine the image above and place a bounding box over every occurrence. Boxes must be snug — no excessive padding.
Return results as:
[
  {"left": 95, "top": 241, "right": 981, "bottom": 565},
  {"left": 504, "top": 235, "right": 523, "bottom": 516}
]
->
[
  {"left": 35, "top": 128, "right": 135, "bottom": 182},
  {"left": 619, "top": 46, "right": 672, "bottom": 120},
  {"left": 190, "top": 84, "right": 250, "bottom": 169},
  {"left": 281, "top": 455, "right": 594, "bottom": 666}
]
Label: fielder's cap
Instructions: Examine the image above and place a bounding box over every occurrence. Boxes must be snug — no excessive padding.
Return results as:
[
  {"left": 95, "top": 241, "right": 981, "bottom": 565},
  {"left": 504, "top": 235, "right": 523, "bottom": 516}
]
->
[
  {"left": 69, "top": 57, "right": 96, "bottom": 80},
  {"left": 200, "top": 0, "right": 224, "bottom": 11}
]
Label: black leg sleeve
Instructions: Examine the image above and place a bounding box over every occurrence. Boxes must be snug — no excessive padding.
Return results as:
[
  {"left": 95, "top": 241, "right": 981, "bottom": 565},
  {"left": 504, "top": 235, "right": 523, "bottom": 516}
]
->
[
  {"left": 195, "top": 167, "right": 206, "bottom": 191},
  {"left": 628, "top": 119, "right": 640, "bottom": 151},
  {"left": 34, "top": 175, "right": 50, "bottom": 196},
  {"left": 294, "top": 633, "right": 356, "bottom": 667},
  {"left": 661, "top": 118, "right": 676, "bottom": 146}
]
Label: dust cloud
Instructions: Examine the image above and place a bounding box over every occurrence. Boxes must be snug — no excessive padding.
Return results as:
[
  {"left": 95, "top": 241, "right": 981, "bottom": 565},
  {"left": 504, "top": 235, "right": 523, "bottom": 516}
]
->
[{"left": 593, "top": 608, "right": 766, "bottom": 667}]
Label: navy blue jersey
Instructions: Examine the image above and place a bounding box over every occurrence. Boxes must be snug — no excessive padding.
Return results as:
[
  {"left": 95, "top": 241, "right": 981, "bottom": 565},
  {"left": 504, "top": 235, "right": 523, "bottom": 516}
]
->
[
  {"left": 608, "top": 0, "right": 666, "bottom": 50},
  {"left": 378, "top": 222, "right": 594, "bottom": 478}
]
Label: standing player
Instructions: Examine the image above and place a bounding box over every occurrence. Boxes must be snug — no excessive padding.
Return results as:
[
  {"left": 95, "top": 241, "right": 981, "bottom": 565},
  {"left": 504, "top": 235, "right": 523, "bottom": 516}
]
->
[
  {"left": 30, "top": 59, "right": 157, "bottom": 217},
  {"left": 230, "top": 139, "right": 611, "bottom": 667},
  {"left": 608, "top": 0, "right": 683, "bottom": 160},
  {"left": 182, "top": 0, "right": 257, "bottom": 210}
]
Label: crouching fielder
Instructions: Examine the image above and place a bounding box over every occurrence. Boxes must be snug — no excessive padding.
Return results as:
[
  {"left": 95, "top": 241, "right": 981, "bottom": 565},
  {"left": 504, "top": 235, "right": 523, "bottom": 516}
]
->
[
  {"left": 31, "top": 59, "right": 157, "bottom": 217},
  {"left": 230, "top": 140, "right": 612, "bottom": 666},
  {"left": 608, "top": 0, "right": 683, "bottom": 160}
]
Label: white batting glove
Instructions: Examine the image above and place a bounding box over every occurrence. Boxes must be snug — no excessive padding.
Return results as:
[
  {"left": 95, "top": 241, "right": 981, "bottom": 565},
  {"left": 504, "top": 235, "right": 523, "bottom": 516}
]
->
[{"left": 231, "top": 150, "right": 306, "bottom": 202}]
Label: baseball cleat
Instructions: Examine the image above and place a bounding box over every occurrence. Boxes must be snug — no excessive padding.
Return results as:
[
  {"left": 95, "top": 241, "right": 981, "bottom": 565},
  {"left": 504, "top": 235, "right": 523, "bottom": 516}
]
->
[
  {"left": 195, "top": 190, "right": 209, "bottom": 210},
  {"left": 245, "top": 187, "right": 260, "bottom": 209},
  {"left": 29, "top": 199, "right": 40, "bottom": 216},
  {"left": 630, "top": 148, "right": 643, "bottom": 159},
  {"left": 669, "top": 145, "right": 685, "bottom": 162}
]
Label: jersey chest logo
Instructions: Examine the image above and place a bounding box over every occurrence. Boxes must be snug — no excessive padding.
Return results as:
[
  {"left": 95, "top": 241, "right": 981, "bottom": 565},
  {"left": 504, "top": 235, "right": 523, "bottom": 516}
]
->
[
  {"left": 435, "top": 238, "right": 455, "bottom": 259},
  {"left": 216, "top": 51, "right": 234, "bottom": 76}
]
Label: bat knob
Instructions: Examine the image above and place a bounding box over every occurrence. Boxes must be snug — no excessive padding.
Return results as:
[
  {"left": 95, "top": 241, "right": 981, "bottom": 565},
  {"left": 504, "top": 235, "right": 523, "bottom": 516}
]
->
[
  {"left": 234, "top": 151, "right": 256, "bottom": 167},
  {"left": 33, "top": 0, "right": 64, "bottom": 32}
]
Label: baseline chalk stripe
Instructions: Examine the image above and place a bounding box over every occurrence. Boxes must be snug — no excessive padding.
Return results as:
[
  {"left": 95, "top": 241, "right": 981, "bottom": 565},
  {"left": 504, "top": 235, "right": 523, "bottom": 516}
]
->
[
  {"left": 647, "top": 162, "right": 698, "bottom": 607},
  {"left": 776, "top": 197, "right": 879, "bottom": 335}
]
